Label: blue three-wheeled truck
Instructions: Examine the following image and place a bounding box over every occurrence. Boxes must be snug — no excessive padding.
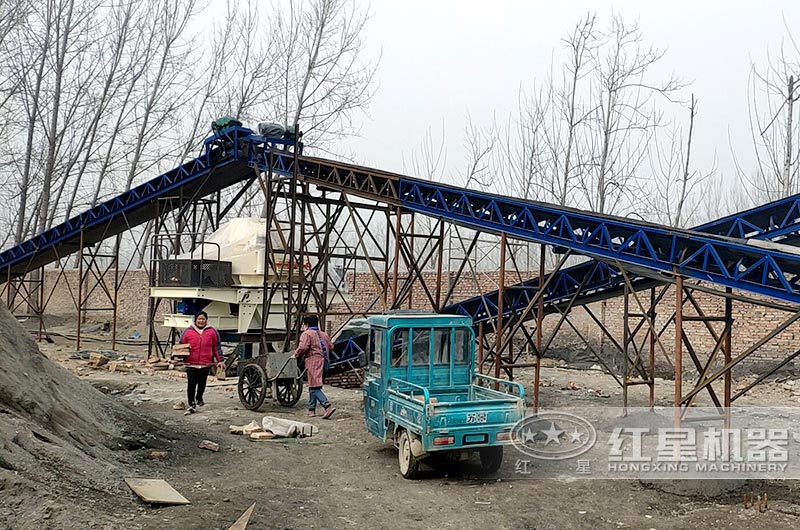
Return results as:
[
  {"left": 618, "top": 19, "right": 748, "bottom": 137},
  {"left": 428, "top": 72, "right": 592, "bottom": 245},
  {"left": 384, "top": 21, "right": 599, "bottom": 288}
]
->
[{"left": 362, "top": 314, "right": 526, "bottom": 478}]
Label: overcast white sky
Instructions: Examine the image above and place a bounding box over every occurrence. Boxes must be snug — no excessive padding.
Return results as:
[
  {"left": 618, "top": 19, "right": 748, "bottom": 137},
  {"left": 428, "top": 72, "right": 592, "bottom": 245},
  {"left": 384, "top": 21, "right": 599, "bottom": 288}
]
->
[{"left": 334, "top": 0, "right": 800, "bottom": 195}]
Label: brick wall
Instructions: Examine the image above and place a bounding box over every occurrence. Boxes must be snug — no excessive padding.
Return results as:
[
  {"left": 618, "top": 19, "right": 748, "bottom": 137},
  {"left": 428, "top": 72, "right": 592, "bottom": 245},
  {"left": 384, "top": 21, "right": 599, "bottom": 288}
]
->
[
  {"left": 330, "top": 272, "right": 800, "bottom": 366},
  {"left": 17, "top": 269, "right": 158, "bottom": 325},
  {"left": 598, "top": 286, "right": 800, "bottom": 364},
  {"left": 16, "top": 267, "right": 800, "bottom": 365}
]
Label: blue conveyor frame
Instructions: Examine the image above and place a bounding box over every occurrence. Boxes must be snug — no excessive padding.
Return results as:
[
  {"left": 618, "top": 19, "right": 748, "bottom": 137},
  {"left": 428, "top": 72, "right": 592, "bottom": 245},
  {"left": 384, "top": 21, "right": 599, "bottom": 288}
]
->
[{"left": 4, "top": 127, "right": 800, "bottom": 369}]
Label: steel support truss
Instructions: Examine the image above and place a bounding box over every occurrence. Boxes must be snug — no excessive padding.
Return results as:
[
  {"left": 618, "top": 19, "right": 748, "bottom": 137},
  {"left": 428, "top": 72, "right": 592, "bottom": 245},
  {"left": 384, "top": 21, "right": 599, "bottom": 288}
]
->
[{"left": 2, "top": 212, "right": 149, "bottom": 350}]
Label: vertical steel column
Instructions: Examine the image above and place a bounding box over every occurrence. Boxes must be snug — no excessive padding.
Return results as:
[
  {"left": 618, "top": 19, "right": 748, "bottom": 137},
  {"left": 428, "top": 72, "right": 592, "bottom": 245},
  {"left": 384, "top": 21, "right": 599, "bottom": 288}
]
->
[
  {"left": 622, "top": 281, "right": 630, "bottom": 415},
  {"left": 724, "top": 287, "right": 733, "bottom": 429},
  {"left": 674, "top": 276, "right": 684, "bottom": 430},
  {"left": 76, "top": 230, "right": 84, "bottom": 351},
  {"left": 478, "top": 322, "right": 484, "bottom": 376},
  {"left": 407, "top": 213, "right": 415, "bottom": 310},
  {"left": 383, "top": 209, "right": 391, "bottom": 311},
  {"left": 321, "top": 194, "right": 331, "bottom": 327},
  {"left": 37, "top": 266, "right": 45, "bottom": 342},
  {"left": 507, "top": 336, "right": 514, "bottom": 381},
  {"left": 649, "top": 287, "right": 656, "bottom": 409},
  {"left": 5, "top": 266, "right": 10, "bottom": 307},
  {"left": 494, "top": 234, "right": 506, "bottom": 384},
  {"left": 286, "top": 148, "right": 299, "bottom": 349},
  {"left": 112, "top": 235, "right": 120, "bottom": 350},
  {"left": 261, "top": 152, "right": 275, "bottom": 355},
  {"left": 146, "top": 200, "right": 161, "bottom": 360},
  {"left": 534, "top": 243, "right": 545, "bottom": 413},
  {"left": 298, "top": 180, "right": 308, "bottom": 326},
  {"left": 435, "top": 222, "right": 444, "bottom": 311},
  {"left": 391, "top": 208, "right": 402, "bottom": 307}
]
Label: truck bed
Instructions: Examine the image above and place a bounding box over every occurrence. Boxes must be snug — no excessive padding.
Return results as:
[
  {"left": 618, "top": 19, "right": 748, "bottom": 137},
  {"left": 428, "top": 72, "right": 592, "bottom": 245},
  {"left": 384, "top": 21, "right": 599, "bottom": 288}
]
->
[{"left": 385, "top": 375, "right": 525, "bottom": 451}]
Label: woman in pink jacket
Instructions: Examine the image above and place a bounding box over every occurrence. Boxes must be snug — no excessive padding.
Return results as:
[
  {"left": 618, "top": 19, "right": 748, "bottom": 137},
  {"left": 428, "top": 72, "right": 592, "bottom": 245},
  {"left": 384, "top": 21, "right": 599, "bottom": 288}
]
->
[
  {"left": 294, "top": 314, "right": 335, "bottom": 418},
  {"left": 179, "top": 311, "right": 224, "bottom": 414}
]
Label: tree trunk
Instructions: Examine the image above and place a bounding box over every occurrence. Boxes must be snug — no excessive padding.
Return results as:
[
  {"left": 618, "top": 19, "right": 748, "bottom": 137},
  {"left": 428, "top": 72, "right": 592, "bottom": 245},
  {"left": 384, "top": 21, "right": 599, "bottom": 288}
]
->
[
  {"left": 14, "top": 6, "right": 52, "bottom": 243},
  {"left": 783, "top": 75, "right": 795, "bottom": 198},
  {"left": 674, "top": 95, "right": 697, "bottom": 228}
]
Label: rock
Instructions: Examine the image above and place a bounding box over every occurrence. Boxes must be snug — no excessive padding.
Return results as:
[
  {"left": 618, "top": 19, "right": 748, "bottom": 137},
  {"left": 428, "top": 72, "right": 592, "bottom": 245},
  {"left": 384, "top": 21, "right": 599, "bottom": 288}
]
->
[
  {"left": 107, "top": 361, "right": 131, "bottom": 373},
  {"left": 88, "top": 352, "right": 108, "bottom": 368},
  {"left": 147, "top": 450, "right": 169, "bottom": 460},
  {"left": 198, "top": 440, "right": 220, "bottom": 452}
]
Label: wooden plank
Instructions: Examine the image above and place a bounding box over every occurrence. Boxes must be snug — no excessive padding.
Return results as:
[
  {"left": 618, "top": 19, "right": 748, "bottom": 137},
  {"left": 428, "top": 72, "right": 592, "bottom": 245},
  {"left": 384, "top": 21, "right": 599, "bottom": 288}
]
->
[
  {"left": 207, "top": 379, "right": 238, "bottom": 387},
  {"left": 228, "top": 502, "right": 256, "bottom": 530},
  {"left": 125, "top": 478, "right": 191, "bottom": 505}
]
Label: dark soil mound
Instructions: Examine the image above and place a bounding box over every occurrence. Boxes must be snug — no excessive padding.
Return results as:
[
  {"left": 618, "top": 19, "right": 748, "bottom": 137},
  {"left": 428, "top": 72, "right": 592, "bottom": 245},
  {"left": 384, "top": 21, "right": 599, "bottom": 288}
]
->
[{"left": 0, "top": 302, "right": 168, "bottom": 529}]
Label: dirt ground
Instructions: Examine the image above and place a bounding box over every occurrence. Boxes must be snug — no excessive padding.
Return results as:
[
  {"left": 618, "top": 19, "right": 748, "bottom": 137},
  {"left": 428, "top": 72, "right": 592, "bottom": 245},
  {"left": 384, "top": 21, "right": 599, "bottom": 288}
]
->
[{"left": 4, "top": 334, "right": 800, "bottom": 530}]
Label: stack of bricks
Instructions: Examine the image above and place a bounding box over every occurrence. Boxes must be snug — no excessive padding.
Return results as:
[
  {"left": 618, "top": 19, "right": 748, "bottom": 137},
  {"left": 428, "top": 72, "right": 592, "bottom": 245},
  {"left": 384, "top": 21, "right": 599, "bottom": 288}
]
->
[{"left": 326, "top": 369, "right": 365, "bottom": 389}]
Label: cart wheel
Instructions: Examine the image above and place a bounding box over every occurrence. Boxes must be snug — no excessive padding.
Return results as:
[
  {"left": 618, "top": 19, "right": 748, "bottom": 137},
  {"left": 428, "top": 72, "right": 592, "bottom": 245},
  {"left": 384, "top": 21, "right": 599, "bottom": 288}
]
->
[
  {"left": 275, "top": 377, "right": 303, "bottom": 407},
  {"left": 238, "top": 364, "right": 267, "bottom": 411},
  {"left": 479, "top": 446, "right": 503, "bottom": 474},
  {"left": 398, "top": 430, "right": 420, "bottom": 479}
]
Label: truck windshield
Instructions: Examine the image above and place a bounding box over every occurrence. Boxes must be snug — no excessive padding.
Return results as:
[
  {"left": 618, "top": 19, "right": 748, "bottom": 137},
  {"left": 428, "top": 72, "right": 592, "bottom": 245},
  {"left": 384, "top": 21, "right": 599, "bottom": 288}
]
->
[
  {"left": 454, "top": 328, "right": 469, "bottom": 364},
  {"left": 433, "top": 328, "right": 450, "bottom": 365},
  {"left": 411, "top": 329, "right": 430, "bottom": 365},
  {"left": 369, "top": 329, "right": 382, "bottom": 374},
  {"left": 391, "top": 329, "right": 409, "bottom": 367}
]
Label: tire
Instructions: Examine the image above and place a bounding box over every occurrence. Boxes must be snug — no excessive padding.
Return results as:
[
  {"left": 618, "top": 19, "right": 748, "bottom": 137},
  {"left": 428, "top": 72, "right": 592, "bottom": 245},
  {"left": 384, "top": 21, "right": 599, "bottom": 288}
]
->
[
  {"left": 238, "top": 364, "right": 267, "bottom": 411},
  {"left": 275, "top": 377, "right": 303, "bottom": 407},
  {"left": 479, "top": 446, "right": 503, "bottom": 474},
  {"left": 398, "top": 430, "right": 420, "bottom": 479}
]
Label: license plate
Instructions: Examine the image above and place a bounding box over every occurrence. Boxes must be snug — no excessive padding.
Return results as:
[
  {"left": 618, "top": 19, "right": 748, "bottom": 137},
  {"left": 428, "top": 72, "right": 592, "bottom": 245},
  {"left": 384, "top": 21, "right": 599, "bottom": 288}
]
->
[{"left": 465, "top": 412, "right": 487, "bottom": 424}]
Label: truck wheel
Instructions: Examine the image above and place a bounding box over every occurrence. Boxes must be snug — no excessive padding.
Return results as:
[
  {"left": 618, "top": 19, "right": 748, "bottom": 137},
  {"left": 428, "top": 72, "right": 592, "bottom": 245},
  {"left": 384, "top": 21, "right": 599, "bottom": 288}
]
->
[
  {"left": 479, "top": 446, "right": 503, "bottom": 474},
  {"left": 398, "top": 430, "right": 420, "bottom": 479}
]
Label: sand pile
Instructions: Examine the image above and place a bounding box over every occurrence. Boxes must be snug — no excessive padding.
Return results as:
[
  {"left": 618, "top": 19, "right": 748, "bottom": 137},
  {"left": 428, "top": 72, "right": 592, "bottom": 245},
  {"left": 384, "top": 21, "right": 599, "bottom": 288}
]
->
[{"left": 0, "top": 302, "right": 167, "bottom": 528}]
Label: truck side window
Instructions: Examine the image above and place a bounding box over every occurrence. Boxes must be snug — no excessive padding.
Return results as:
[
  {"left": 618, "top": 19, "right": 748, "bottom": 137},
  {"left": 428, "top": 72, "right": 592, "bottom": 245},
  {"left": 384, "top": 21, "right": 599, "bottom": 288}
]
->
[
  {"left": 454, "top": 328, "right": 469, "bottom": 364},
  {"left": 411, "top": 329, "right": 431, "bottom": 366},
  {"left": 391, "top": 329, "right": 409, "bottom": 367},
  {"left": 433, "top": 328, "right": 450, "bottom": 365},
  {"left": 369, "top": 330, "right": 382, "bottom": 374}
]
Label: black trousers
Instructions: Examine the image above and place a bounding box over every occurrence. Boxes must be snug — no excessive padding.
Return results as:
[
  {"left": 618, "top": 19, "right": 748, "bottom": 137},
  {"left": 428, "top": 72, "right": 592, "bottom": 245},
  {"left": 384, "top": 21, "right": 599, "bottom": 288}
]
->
[{"left": 186, "top": 366, "right": 211, "bottom": 406}]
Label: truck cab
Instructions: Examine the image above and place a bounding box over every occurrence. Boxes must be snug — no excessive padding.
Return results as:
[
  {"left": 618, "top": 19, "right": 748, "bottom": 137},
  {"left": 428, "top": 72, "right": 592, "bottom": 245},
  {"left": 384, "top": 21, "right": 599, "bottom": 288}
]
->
[{"left": 363, "top": 314, "right": 526, "bottom": 478}]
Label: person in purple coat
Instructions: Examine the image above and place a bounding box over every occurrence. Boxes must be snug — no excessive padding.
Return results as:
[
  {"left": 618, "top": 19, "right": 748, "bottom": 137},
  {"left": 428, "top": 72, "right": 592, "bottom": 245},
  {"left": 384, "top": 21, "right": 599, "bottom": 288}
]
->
[
  {"left": 179, "top": 311, "right": 224, "bottom": 414},
  {"left": 294, "top": 314, "right": 335, "bottom": 418}
]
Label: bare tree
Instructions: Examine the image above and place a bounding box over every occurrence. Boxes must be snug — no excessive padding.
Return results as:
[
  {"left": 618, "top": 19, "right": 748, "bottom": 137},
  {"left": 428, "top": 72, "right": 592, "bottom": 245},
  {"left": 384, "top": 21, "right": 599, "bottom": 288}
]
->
[
  {"left": 647, "top": 95, "right": 714, "bottom": 227},
  {"left": 59, "top": 0, "right": 141, "bottom": 223},
  {"left": 743, "top": 28, "right": 800, "bottom": 200},
  {"left": 579, "top": 15, "right": 684, "bottom": 215},
  {"left": 551, "top": 14, "right": 597, "bottom": 207},
  {"left": 9, "top": 2, "right": 52, "bottom": 243},
  {"left": 501, "top": 14, "right": 682, "bottom": 216},
  {"left": 269, "top": 0, "right": 379, "bottom": 151},
  {"left": 502, "top": 86, "right": 550, "bottom": 202},
  {"left": 0, "top": 0, "right": 27, "bottom": 110},
  {"left": 462, "top": 113, "right": 498, "bottom": 190}
]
